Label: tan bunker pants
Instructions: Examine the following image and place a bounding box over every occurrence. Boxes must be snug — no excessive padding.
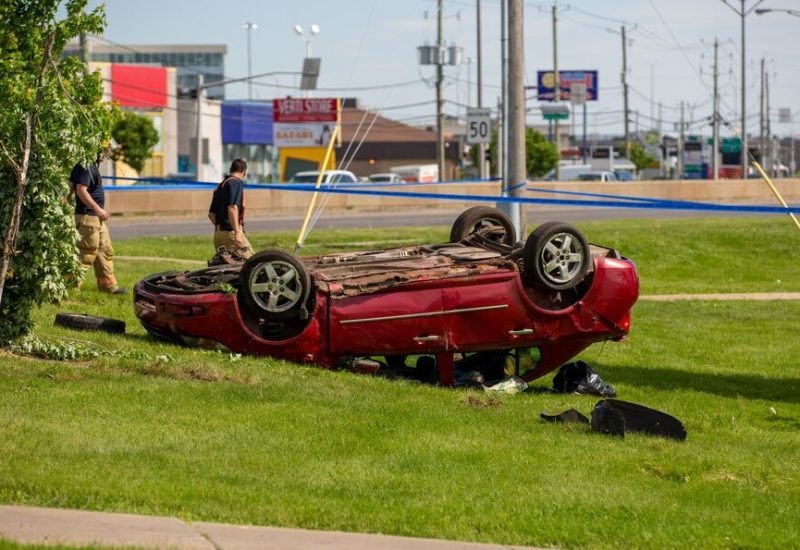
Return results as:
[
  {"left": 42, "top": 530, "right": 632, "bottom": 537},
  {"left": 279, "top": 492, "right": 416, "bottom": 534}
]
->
[{"left": 76, "top": 214, "right": 119, "bottom": 292}]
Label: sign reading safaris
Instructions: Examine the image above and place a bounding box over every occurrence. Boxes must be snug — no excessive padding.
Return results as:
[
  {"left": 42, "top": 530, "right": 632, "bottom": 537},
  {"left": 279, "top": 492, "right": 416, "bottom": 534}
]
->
[{"left": 0, "top": 0, "right": 117, "bottom": 343}]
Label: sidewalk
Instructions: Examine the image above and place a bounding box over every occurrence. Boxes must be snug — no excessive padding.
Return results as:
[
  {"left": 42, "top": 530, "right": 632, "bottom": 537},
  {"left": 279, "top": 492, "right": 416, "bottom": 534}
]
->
[{"left": 0, "top": 505, "right": 547, "bottom": 550}]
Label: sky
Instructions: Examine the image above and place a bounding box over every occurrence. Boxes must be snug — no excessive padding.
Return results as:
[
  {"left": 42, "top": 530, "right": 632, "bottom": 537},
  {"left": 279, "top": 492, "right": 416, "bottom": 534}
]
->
[{"left": 83, "top": 0, "right": 799, "bottom": 138}]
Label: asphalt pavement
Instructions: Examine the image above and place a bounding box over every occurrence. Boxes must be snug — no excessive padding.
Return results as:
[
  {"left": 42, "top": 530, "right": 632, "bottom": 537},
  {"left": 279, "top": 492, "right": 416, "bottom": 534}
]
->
[{"left": 111, "top": 205, "right": 753, "bottom": 240}]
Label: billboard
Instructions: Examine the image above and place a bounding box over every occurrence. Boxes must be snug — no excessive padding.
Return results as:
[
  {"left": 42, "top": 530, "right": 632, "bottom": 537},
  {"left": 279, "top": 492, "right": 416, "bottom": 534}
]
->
[
  {"left": 537, "top": 70, "right": 598, "bottom": 102},
  {"left": 273, "top": 98, "right": 339, "bottom": 147}
]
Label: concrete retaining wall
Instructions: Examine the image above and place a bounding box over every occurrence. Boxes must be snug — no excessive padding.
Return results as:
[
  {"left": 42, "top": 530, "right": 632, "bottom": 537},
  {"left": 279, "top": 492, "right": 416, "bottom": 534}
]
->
[{"left": 105, "top": 178, "right": 800, "bottom": 216}]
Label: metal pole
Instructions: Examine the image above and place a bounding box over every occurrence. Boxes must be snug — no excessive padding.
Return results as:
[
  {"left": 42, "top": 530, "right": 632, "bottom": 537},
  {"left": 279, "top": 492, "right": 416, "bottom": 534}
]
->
[
  {"left": 552, "top": 5, "right": 560, "bottom": 180},
  {"left": 582, "top": 102, "right": 587, "bottom": 164},
  {"left": 678, "top": 100, "right": 685, "bottom": 179},
  {"left": 477, "top": 0, "right": 486, "bottom": 179},
  {"left": 507, "top": 0, "right": 525, "bottom": 238},
  {"left": 622, "top": 25, "right": 630, "bottom": 158},
  {"left": 766, "top": 70, "right": 772, "bottom": 175},
  {"left": 247, "top": 26, "right": 253, "bottom": 100},
  {"left": 713, "top": 38, "right": 720, "bottom": 180},
  {"left": 436, "top": 0, "right": 445, "bottom": 182},
  {"left": 760, "top": 57, "right": 765, "bottom": 167},
  {"left": 741, "top": 0, "right": 748, "bottom": 177},
  {"left": 500, "top": 0, "right": 508, "bottom": 186},
  {"left": 195, "top": 74, "right": 204, "bottom": 181}
]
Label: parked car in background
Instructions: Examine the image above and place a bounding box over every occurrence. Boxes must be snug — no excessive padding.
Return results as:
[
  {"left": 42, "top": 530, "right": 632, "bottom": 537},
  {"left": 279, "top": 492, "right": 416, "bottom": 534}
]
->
[
  {"left": 614, "top": 170, "right": 635, "bottom": 181},
  {"left": 542, "top": 164, "right": 593, "bottom": 181},
  {"left": 575, "top": 171, "right": 618, "bottom": 182},
  {"left": 368, "top": 173, "right": 404, "bottom": 183},
  {"left": 135, "top": 207, "right": 639, "bottom": 387},
  {"left": 288, "top": 170, "right": 358, "bottom": 185}
]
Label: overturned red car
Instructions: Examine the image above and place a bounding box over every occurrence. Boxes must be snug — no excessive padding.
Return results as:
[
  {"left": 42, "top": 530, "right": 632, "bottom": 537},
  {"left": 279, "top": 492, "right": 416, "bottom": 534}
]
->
[{"left": 134, "top": 207, "right": 639, "bottom": 386}]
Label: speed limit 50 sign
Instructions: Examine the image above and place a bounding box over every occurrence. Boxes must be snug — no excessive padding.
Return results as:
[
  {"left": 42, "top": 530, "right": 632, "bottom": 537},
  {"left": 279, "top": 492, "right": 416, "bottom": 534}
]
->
[{"left": 466, "top": 108, "right": 492, "bottom": 144}]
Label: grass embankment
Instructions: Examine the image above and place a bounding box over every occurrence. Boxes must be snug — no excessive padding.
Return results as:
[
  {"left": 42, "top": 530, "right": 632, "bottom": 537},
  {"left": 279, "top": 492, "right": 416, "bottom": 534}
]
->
[{"left": 1, "top": 216, "right": 798, "bottom": 549}]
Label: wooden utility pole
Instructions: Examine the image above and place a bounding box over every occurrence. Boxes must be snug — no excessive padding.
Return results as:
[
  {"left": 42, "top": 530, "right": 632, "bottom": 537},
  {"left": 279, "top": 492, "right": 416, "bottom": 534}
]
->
[
  {"left": 552, "top": 5, "right": 560, "bottom": 180},
  {"left": 476, "top": 0, "right": 486, "bottom": 179},
  {"left": 436, "top": 0, "right": 445, "bottom": 181},
  {"left": 622, "top": 25, "right": 630, "bottom": 158},
  {"left": 712, "top": 38, "right": 720, "bottom": 180},
  {"left": 677, "top": 100, "right": 685, "bottom": 179},
  {"left": 760, "top": 57, "right": 765, "bottom": 168}
]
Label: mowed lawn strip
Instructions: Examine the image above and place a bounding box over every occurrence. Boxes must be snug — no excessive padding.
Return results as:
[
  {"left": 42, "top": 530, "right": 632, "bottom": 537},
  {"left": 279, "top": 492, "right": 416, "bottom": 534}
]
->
[{"left": 0, "top": 216, "right": 798, "bottom": 548}]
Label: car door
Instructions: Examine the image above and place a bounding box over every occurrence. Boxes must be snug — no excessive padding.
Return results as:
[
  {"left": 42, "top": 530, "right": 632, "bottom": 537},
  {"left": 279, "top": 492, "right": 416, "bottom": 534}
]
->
[
  {"left": 443, "top": 271, "right": 543, "bottom": 352},
  {"left": 328, "top": 279, "right": 445, "bottom": 355}
]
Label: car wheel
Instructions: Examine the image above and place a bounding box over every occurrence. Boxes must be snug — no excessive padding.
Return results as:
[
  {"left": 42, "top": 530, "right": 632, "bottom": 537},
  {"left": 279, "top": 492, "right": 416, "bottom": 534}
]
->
[
  {"left": 240, "top": 250, "right": 311, "bottom": 317},
  {"left": 54, "top": 313, "right": 126, "bottom": 334},
  {"left": 523, "top": 222, "right": 590, "bottom": 291},
  {"left": 449, "top": 206, "right": 516, "bottom": 246}
]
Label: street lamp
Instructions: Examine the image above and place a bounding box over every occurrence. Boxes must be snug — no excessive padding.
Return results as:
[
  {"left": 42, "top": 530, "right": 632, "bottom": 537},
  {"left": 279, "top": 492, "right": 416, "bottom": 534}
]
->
[
  {"left": 720, "top": 0, "right": 765, "bottom": 177},
  {"left": 293, "top": 23, "right": 320, "bottom": 58},
  {"left": 241, "top": 22, "right": 258, "bottom": 100},
  {"left": 755, "top": 8, "right": 800, "bottom": 17}
]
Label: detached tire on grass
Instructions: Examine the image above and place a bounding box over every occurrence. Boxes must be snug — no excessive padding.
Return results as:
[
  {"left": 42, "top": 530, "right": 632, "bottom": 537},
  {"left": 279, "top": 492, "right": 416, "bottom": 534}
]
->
[{"left": 54, "top": 313, "right": 126, "bottom": 334}]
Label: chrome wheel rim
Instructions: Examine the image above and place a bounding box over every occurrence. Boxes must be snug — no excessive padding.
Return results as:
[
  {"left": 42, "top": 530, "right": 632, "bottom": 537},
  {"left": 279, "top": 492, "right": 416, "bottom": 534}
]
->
[
  {"left": 249, "top": 260, "right": 303, "bottom": 313},
  {"left": 539, "top": 232, "right": 584, "bottom": 284}
]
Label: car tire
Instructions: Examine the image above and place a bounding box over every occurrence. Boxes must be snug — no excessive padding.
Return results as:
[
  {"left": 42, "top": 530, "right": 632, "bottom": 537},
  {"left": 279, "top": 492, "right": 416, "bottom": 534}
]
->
[
  {"left": 523, "top": 222, "right": 590, "bottom": 291},
  {"left": 449, "top": 206, "right": 516, "bottom": 246},
  {"left": 54, "top": 313, "right": 126, "bottom": 334},
  {"left": 240, "top": 249, "right": 311, "bottom": 318}
]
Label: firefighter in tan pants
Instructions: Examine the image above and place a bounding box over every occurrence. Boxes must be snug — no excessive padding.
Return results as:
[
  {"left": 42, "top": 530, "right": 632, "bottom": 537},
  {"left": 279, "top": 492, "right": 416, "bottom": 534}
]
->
[{"left": 69, "top": 160, "right": 126, "bottom": 295}]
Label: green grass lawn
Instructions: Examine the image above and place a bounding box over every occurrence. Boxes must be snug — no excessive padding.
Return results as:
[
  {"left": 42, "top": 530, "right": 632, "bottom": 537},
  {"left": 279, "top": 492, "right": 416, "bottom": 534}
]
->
[{"left": 1, "top": 216, "right": 798, "bottom": 549}]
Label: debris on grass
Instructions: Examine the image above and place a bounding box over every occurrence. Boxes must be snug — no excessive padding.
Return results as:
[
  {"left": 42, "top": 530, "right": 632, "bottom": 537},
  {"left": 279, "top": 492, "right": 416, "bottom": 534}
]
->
[
  {"left": 484, "top": 376, "right": 527, "bottom": 394},
  {"left": 461, "top": 395, "right": 501, "bottom": 408}
]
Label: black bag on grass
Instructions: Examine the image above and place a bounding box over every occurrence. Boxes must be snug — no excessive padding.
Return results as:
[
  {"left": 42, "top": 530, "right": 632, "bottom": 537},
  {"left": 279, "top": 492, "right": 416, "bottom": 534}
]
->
[{"left": 552, "top": 361, "right": 616, "bottom": 397}]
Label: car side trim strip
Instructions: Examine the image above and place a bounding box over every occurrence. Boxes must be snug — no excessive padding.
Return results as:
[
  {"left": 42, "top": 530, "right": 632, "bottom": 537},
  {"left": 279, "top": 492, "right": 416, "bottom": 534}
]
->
[{"left": 339, "top": 304, "right": 507, "bottom": 325}]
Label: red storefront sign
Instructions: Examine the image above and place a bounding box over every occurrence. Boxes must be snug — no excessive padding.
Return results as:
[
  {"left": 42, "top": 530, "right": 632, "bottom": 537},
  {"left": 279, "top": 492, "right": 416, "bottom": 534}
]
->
[
  {"left": 111, "top": 64, "right": 168, "bottom": 109},
  {"left": 273, "top": 98, "right": 338, "bottom": 123}
]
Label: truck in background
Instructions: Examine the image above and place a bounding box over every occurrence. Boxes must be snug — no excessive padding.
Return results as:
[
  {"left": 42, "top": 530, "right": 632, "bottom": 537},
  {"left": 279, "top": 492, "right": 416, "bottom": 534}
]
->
[{"left": 389, "top": 164, "right": 439, "bottom": 183}]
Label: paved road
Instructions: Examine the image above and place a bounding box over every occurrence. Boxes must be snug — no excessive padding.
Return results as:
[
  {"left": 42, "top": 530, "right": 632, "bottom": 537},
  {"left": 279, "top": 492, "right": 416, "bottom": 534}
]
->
[{"left": 112, "top": 205, "right": 754, "bottom": 240}]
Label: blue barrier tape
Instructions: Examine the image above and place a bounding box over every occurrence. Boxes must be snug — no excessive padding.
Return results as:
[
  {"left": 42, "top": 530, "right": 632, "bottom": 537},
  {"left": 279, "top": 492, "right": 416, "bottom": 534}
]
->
[
  {"left": 527, "top": 185, "right": 718, "bottom": 208},
  {"left": 104, "top": 176, "right": 799, "bottom": 214}
]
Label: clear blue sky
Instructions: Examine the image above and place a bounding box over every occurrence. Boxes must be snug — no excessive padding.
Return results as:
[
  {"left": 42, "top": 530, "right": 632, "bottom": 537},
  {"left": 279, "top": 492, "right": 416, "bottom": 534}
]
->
[{"left": 85, "top": 0, "right": 799, "bottom": 138}]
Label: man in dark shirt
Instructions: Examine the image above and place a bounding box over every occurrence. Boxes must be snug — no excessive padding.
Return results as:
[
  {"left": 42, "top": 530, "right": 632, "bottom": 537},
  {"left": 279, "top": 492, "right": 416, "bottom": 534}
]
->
[
  {"left": 208, "top": 158, "right": 254, "bottom": 259},
  {"left": 69, "top": 157, "right": 126, "bottom": 294}
]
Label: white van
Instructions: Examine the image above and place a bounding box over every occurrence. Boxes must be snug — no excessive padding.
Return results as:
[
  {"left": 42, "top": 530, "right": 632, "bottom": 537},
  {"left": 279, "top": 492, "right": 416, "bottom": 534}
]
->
[
  {"left": 542, "top": 164, "right": 592, "bottom": 181},
  {"left": 288, "top": 170, "right": 359, "bottom": 185}
]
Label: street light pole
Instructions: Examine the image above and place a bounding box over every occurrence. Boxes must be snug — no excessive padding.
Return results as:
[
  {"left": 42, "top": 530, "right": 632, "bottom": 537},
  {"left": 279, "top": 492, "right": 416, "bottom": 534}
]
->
[
  {"left": 242, "top": 22, "right": 258, "bottom": 100},
  {"left": 720, "top": 0, "right": 766, "bottom": 177}
]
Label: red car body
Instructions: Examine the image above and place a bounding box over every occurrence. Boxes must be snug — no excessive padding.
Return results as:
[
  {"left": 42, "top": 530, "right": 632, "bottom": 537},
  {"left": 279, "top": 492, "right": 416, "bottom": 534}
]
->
[{"left": 134, "top": 240, "right": 638, "bottom": 386}]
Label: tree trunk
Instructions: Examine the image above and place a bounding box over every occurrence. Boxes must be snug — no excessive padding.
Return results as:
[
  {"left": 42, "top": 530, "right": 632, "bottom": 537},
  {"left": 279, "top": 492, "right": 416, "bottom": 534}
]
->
[{"left": 0, "top": 32, "right": 56, "bottom": 307}]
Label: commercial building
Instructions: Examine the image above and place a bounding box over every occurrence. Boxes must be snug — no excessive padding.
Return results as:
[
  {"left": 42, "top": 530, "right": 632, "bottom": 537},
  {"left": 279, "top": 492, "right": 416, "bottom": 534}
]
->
[{"left": 65, "top": 38, "right": 227, "bottom": 99}]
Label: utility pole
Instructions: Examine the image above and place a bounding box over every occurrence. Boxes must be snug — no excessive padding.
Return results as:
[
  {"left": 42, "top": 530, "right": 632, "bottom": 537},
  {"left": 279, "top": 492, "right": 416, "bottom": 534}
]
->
[
  {"left": 678, "top": 100, "right": 685, "bottom": 179},
  {"left": 477, "top": 0, "right": 487, "bottom": 179},
  {"left": 195, "top": 74, "right": 204, "bottom": 181},
  {"left": 552, "top": 4, "right": 560, "bottom": 180},
  {"left": 507, "top": 0, "right": 525, "bottom": 238},
  {"left": 766, "top": 69, "right": 772, "bottom": 175},
  {"left": 242, "top": 22, "right": 258, "bottom": 100},
  {"left": 741, "top": 0, "right": 748, "bottom": 177},
  {"left": 760, "top": 57, "right": 765, "bottom": 167},
  {"left": 500, "top": 0, "right": 508, "bottom": 183},
  {"left": 436, "top": 0, "right": 445, "bottom": 181},
  {"left": 712, "top": 38, "right": 720, "bottom": 180},
  {"left": 622, "top": 25, "right": 630, "bottom": 158}
]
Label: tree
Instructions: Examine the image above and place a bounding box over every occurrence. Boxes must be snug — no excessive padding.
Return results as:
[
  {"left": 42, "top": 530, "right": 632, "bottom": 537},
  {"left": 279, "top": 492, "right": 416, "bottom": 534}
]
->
[
  {"left": 481, "top": 127, "right": 558, "bottom": 179},
  {"left": 524, "top": 127, "right": 559, "bottom": 178},
  {"left": 112, "top": 111, "right": 159, "bottom": 173},
  {"left": 0, "top": 0, "right": 117, "bottom": 343},
  {"left": 630, "top": 142, "right": 655, "bottom": 176}
]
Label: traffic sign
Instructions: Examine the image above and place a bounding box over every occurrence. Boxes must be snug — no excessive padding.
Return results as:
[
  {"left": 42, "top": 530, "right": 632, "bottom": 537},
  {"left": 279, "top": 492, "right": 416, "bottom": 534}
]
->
[{"left": 466, "top": 108, "right": 491, "bottom": 144}]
